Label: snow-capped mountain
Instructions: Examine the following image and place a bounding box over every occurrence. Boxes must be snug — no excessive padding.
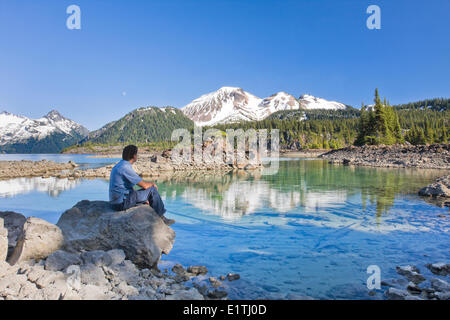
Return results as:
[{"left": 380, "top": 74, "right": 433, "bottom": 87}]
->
[
  {"left": 181, "top": 87, "right": 346, "bottom": 126},
  {"left": 181, "top": 87, "right": 264, "bottom": 126},
  {"left": 298, "top": 94, "right": 346, "bottom": 110},
  {"left": 0, "top": 110, "right": 88, "bottom": 153}
]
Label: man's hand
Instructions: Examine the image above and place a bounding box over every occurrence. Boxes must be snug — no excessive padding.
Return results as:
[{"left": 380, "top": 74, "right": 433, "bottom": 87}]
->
[
  {"left": 137, "top": 181, "right": 158, "bottom": 190},
  {"left": 149, "top": 182, "right": 158, "bottom": 190}
]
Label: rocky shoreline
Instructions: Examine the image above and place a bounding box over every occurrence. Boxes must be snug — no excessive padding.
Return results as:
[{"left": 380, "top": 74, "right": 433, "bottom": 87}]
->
[
  {"left": 320, "top": 143, "right": 450, "bottom": 170},
  {"left": 0, "top": 160, "right": 78, "bottom": 180},
  {"left": 0, "top": 202, "right": 241, "bottom": 300},
  {"left": 280, "top": 149, "right": 329, "bottom": 158},
  {"left": 0, "top": 151, "right": 261, "bottom": 180},
  {"left": 62, "top": 145, "right": 156, "bottom": 155}
]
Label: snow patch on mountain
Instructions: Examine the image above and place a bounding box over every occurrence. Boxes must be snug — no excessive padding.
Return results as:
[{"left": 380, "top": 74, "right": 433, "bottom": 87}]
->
[
  {"left": 0, "top": 110, "right": 88, "bottom": 145},
  {"left": 257, "top": 92, "right": 300, "bottom": 119},
  {"left": 298, "top": 94, "right": 346, "bottom": 110}
]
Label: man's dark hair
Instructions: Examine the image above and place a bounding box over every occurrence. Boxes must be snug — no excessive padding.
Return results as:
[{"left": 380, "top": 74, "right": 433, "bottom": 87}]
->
[{"left": 122, "top": 145, "right": 138, "bottom": 161}]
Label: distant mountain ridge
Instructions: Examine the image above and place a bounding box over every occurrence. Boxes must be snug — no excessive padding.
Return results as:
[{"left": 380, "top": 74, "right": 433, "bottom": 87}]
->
[
  {"left": 181, "top": 87, "right": 347, "bottom": 126},
  {"left": 0, "top": 110, "right": 88, "bottom": 153},
  {"left": 80, "top": 106, "right": 194, "bottom": 145}
]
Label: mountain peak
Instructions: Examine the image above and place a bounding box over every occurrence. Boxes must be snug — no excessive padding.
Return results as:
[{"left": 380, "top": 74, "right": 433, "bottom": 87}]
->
[
  {"left": 182, "top": 88, "right": 301, "bottom": 126},
  {"left": 44, "top": 109, "right": 65, "bottom": 120},
  {"left": 216, "top": 86, "right": 243, "bottom": 92},
  {"left": 46, "top": 109, "right": 61, "bottom": 115},
  {"left": 0, "top": 110, "right": 88, "bottom": 152}
]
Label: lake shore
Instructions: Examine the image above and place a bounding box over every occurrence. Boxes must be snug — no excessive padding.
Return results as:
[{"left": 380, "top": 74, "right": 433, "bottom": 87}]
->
[
  {"left": 280, "top": 149, "right": 329, "bottom": 158},
  {"left": 320, "top": 143, "right": 450, "bottom": 170},
  {"left": 62, "top": 145, "right": 163, "bottom": 156},
  {"left": 0, "top": 149, "right": 261, "bottom": 180},
  {"left": 0, "top": 160, "right": 78, "bottom": 180}
]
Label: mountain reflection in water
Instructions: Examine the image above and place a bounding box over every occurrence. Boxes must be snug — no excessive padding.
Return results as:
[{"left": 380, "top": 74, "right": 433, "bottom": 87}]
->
[
  {"left": 154, "top": 160, "right": 446, "bottom": 232},
  {"left": 0, "top": 177, "right": 81, "bottom": 198}
]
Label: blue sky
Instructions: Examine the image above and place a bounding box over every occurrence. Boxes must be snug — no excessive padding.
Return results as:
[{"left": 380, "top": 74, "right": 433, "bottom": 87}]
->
[{"left": 0, "top": 0, "right": 449, "bottom": 130}]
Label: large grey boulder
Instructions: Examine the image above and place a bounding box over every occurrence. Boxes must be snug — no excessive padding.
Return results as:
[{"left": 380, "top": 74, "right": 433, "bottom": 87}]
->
[
  {"left": 80, "top": 250, "right": 113, "bottom": 267},
  {"left": 56, "top": 200, "right": 176, "bottom": 268},
  {"left": 0, "top": 211, "right": 27, "bottom": 257},
  {"left": 0, "top": 218, "right": 7, "bottom": 261},
  {"left": 8, "top": 217, "right": 64, "bottom": 265},
  {"left": 44, "top": 250, "right": 82, "bottom": 272}
]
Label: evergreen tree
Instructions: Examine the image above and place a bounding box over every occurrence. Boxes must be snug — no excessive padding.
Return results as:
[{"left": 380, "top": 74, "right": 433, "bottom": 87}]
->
[{"left": 355, "top": 89, "right": 405, "bottom": 146}]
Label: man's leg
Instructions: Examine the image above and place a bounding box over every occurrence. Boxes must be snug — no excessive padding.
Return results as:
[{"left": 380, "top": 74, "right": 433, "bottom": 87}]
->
[{"left": 136, "top": 187, "right": 166, "bottom": 217}]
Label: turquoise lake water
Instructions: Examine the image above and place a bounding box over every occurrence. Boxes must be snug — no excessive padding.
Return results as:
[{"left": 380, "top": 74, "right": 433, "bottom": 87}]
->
[{"left": 0, "top": 154, "right": 449, "bottom": 299}]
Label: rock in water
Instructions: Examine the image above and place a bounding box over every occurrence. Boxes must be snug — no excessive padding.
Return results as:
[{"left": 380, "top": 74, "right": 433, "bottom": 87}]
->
[
  {"left": 418, "top": 175, "right": 450, "bottom": 198},
  {"left": 0, "top": 218, "right": 8, "bottom": 261},
  {"left": 395, "top": 265, "right": 425, "bottom": 284},
  {"left": 385, "top": 287, "right": 410, "bottom": 300},
  {"left": 430, "top": 278, "right": 450, "bottom": 292},
  {"left": 56, "top": 200, "right": 176, "bottom": 268},
  {"left": 426, "top": 262, "right": 450, "bottom": 276},
  {"left": 8, "top": 217, "right": 64, "bottom": 265},
  {"left": 187, "top": 265, "right": 208, "bottom": 275},
  {"left": 227, "top": 273, "right": 240, "bottom": 281}
]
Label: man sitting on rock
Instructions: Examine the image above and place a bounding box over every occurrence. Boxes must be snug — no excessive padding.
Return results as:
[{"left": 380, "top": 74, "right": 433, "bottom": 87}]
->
[{"left": 109, "top": 145, "right": 175, "bottom": 226}]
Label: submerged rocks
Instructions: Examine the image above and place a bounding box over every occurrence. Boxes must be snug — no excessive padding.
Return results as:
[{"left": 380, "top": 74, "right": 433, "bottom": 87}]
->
[
  {"left": 56, "top": 200, "right": 176, "bottom": 268},
  {"left": 396, "top": 265, "right": 425, "bottom": 284},
  {"left": 385, "top": 287, "right": 411, "bottom": 300},
  {"left": 8, "top": 217, "right": 64, "bottom": 265},
  {"left": 430, "top": 278, "right": 450, "bottom": 292},
  {"left": 426, "top": 262, "right": 450, "bottom": 276},
  {"left": 385, "top": 263, "right": 450, "bottom": 300}
]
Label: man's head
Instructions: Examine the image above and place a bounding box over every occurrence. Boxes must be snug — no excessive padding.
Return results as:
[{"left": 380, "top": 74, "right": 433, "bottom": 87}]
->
[{"left": 122, "top": 145, "right": 138, "bottom": 163}]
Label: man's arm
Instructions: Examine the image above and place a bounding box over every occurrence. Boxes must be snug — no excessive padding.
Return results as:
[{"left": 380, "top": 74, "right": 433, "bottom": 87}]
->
[
  {"left": 122, "top": 163, "right": 158, "bottom": 190},
  {"left": 137, "top": 180, "right": 158, "bottom": 190}
]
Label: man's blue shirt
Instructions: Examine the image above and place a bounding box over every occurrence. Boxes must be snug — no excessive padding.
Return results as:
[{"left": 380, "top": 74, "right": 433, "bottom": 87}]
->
[{"left": 109, "top": 160, "right": 143, "bottom": 204}]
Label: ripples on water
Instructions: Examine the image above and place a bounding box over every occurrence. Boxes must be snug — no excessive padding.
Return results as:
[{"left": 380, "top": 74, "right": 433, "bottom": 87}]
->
[{"left": 0, "top": 156, "right": 448, "bottom": 299}]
